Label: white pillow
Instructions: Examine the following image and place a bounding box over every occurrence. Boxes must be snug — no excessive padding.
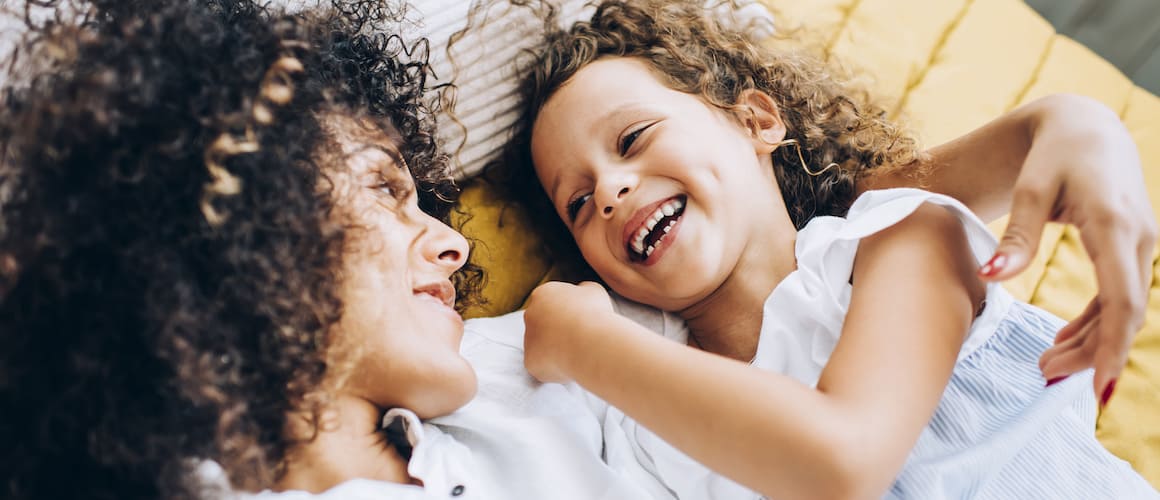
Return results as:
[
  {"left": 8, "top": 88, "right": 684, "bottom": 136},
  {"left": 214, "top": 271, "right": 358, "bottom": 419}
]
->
[
  {"left": 413, "top": 0, "right": 775, "bottom": 178},
  {"left": 3, "top": 0, "right": 771, "bottom": 178}
]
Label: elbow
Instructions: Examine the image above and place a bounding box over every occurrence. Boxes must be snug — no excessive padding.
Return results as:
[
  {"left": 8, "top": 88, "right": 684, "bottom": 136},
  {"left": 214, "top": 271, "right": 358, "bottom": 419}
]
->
[
  {"left": 819, "top": 461, "right": 888, "bottom": 500},
  {"left": 1032, "top": 93, "right": 1121, "bottom": 125},
  {"left": 1034, "top": 92, "right": 1108, "bottom": 112},
  {"left": 790, "top": 428, "right": 897, "bottom": 500}
]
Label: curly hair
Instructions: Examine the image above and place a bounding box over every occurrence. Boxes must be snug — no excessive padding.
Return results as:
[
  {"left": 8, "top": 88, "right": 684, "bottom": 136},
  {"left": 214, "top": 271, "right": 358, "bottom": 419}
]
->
[
  {"left": 0, "top": 0, "right": 479, "bottom": 498},
  {"left": 489, "top": 0, "right": 928, "bottom": 268}
]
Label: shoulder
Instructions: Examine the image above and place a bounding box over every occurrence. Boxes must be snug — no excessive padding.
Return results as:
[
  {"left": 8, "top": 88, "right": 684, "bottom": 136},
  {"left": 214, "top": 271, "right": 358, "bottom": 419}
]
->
[
  {"left": 863, "top": 202, "right": 965, "bottom": 244},
  {"left": 853, "top": 201, "right": 986, "bottom": 312},
  {"left": 855, "top": 201, "right": 975, "bottom": 269},
  {"left": 841, "top": 188, "right": 979, "bottom": 257}
]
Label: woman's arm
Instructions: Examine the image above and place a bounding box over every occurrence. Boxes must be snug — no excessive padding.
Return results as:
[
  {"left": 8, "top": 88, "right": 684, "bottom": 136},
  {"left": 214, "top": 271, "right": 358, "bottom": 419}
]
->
[
  {"left": 523, "top": 205, "right": 983, "bottom": 500},
  {"left": 864, "top": 93, "right": 1156, "bottom": 402}
]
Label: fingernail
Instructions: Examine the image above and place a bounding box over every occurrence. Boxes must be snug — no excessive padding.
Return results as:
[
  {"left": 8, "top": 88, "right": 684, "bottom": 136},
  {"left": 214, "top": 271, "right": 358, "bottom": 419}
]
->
[
  {"left": 979, "top": 253, "right": 1007, "bottom": 277},
  {"left": 1100, "top": 378, "right": 1118, "bottom": 408},
  {"left": 1045, "top": 376, "right": 1067, "bottom": 387}
]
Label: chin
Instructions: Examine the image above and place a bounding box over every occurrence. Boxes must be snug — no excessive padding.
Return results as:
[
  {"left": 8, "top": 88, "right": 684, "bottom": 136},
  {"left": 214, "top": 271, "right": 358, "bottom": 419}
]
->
[{"left": 411, "top": 359, "right": 479, "bottom": 419}]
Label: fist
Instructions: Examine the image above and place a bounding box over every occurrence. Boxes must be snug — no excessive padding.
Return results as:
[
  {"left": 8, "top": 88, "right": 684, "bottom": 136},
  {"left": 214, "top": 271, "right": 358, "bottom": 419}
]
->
[{"left": 523, "top": 281, "right": 614, "bottom": 383}]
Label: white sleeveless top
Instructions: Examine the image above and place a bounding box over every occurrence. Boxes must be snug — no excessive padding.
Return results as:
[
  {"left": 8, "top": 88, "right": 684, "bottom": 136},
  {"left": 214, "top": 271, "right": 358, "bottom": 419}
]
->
[
  {"left": 600, "top": 188, "right": 1158, "bottom": 499},
  {"left": 753, "top": 187, "right": 1014, "bottom": 386}
]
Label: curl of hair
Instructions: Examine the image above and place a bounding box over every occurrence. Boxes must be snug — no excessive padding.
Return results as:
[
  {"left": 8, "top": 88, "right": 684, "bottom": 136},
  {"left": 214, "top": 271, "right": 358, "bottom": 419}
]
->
[
  {"left": 0, "top": 0, "right": 477, "bottom": 498},
  {"left": 489, "top": 0, "right": 927, "bottom": 268}
]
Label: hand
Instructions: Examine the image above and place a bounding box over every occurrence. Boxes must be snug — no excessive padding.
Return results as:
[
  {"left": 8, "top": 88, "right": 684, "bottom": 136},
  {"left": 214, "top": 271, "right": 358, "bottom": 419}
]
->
[
  {"left": 523, "top": 281, "right": 616, "bottom": 384},
  {"left": 982, "top": 103, "right": 1157, "bottom": 405}
]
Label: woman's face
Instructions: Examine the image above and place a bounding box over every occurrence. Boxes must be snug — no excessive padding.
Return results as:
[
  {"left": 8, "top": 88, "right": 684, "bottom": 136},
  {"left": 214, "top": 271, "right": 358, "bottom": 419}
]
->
[{"left": 325, "top": 118, "right": 476, "bottom": 419}]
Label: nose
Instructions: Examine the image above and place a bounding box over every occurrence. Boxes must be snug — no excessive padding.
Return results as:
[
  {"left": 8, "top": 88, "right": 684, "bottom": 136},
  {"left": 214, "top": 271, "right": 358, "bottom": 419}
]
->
[
  {"left": 419, "top": 213, "right": 469, "bottom": 275},
  {"left": 594, "top": 172, "right": 638, "bottom": 219}
]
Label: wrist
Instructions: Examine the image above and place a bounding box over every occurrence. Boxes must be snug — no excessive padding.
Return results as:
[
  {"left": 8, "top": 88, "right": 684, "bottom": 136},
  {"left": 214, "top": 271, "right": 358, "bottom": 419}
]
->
[{"left": 559, "top": 310, "right": 634, "bottom": 385}]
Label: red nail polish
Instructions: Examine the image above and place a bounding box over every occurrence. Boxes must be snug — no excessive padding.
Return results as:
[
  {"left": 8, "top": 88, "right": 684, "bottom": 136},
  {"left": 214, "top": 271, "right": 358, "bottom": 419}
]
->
[
  {"left": 980, "top": 253, "right": 1007, "bottom": 277},
  {"left": 1100, "top": 379, "right": 1118, "bottom": 408},
  {"left": 1045, "top": 376, "right": 1067, "bottom": 387}
]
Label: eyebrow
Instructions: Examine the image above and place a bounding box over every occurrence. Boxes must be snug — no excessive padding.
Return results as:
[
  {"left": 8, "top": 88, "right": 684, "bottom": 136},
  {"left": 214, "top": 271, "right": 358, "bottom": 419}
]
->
[
  {"left": 593, "top": 105, "right": 651, "bottom": 137},
  {"left": 348, "top": 144, "right": 407, "bottom": 172}
]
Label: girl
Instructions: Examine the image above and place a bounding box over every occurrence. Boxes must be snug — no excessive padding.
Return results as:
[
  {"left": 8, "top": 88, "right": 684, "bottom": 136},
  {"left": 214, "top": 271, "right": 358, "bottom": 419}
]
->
[{"left": 509, "top": 1, "right": 1159, "bottom": 498}]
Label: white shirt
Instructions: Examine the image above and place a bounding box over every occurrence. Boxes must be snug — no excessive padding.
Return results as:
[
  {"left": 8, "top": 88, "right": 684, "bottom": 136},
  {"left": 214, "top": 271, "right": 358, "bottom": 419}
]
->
[
  {"left": 235, "top": 408, "right": 482, "bottom": 499},
  {"left": 212, "top": 312, "right": 661, "bottom": 500}
]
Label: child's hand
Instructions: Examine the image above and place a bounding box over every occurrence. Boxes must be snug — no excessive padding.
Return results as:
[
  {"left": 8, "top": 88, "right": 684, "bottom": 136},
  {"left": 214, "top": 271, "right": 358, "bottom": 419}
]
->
[{"left": 523, "top": 281, "right": 615, "bottom": 384}]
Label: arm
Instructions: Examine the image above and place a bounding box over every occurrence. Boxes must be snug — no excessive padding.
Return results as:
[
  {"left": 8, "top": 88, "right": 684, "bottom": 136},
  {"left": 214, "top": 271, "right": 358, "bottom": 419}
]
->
[
  {"left": 864, "top": 93, "right": 1156, "bottom": 402},
  {"left": 861, "top": 93, "right": 1133, "bottom": 223},
  {"left": 523, "top": 205, "right": 984, "bottom": 500}
]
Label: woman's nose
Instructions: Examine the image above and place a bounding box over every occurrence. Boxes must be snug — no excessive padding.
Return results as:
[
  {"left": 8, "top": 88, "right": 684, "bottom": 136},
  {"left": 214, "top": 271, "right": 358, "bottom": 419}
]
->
[{"left": 420, "top": 215, "right": 469, "bottom": 274}]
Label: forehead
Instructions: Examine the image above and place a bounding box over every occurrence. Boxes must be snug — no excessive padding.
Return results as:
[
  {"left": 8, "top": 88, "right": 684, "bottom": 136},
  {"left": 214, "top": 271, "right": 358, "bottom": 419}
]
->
[
  {"left": 531, "top": 58, "right": 702, "bottom": 181},
  {"left": 321, "top": 114, "right": 407, "bottom": 173},
  {"left": 542, "top": 57, "right": 670, "bottom": 117}
]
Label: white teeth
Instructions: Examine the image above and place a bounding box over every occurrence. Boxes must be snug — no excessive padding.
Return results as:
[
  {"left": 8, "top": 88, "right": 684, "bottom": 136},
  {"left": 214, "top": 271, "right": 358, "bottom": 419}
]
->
[{"left": 629, "top": 198, "right": 686, "bottom": 259}]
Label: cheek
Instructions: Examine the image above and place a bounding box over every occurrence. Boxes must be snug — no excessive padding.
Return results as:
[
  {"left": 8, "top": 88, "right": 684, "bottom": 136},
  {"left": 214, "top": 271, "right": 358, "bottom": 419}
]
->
[{"left": 576, "top": 227, "right": 616, "bottom": 264}]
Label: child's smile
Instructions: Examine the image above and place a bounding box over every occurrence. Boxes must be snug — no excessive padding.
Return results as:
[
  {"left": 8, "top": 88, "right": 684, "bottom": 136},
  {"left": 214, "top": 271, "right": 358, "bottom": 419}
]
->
[
  {"left": 530, "top": 57, "right": 798, "bottom": 312},
  {"left": 625, "top": 195, "right": 685, "bottom": 263}
]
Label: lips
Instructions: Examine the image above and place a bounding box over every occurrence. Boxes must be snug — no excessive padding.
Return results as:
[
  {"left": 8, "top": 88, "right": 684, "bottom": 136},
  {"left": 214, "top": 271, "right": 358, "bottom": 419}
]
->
[
  {"left": 622, "top": 195, "right": 686, "bottom": 262},
  {"left": 414, "top": 281, "right": 456, "bottom": 308}
]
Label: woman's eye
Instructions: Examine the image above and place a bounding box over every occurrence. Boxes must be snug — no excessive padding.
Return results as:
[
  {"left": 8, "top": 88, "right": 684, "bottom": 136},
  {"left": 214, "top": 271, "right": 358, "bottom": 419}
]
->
[
  {"left": 375, "top": 178, "right": 411, "bottom": 201},
  {"left": 618, "top": 124, "right": 650, "bottom": 155},
  {"left": 567, "top": 193, "right": 591, "bottom": 222}
]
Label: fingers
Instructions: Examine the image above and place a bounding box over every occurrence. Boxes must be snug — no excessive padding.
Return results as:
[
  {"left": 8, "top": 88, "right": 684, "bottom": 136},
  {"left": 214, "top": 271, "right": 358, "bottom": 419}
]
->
[
  {"left": 577, "top": 281, "right": 605, "bottom": 291},
  {"left": 1083, "top": 224, "right": 1145, "bottom": 406},
  {"left": 1053, "top": 299, "right": 1099, "bottom": 346},
  {"left": 1040, "top": 319, "right": 1096, "bottom": 380},
  {"left": 983, "top": 182, "right": 1053, "bottom": 281}
]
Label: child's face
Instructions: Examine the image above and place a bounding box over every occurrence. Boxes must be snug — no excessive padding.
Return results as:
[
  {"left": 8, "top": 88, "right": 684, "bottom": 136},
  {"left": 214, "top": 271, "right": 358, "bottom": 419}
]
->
[{"left": 530, "top": 57, "right": 789, "bottom": 311}]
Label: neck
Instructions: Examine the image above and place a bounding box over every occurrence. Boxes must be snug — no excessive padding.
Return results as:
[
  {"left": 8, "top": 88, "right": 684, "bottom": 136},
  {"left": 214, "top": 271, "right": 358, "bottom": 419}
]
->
[
  {"left": 679, "top": 216, "right": 797, "bottom": 362},
  {"left": 275, "top": 395, "right": 413, "bottom": 493}
]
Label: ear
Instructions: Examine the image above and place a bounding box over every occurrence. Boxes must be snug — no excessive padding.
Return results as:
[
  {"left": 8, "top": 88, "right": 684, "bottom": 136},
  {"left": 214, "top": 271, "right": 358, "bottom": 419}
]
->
[{"left": 737, "top": 89, "right": 786, "bottom": 154}]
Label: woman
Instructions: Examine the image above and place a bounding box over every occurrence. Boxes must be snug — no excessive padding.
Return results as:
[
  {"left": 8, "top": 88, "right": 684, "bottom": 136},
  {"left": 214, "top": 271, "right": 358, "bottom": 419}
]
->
[
  {"left": 0, "top": 0, "right": 473, "bottom": 497},
  {"left": 0, "top": 0, "right": 1151, "bottom": 498}
]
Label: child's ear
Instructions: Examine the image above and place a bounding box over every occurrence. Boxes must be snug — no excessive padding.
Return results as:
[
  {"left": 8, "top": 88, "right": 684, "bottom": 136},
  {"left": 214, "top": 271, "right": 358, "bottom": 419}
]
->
[{"left": 737, "top": 89, "right": 786, "bottom": 153}]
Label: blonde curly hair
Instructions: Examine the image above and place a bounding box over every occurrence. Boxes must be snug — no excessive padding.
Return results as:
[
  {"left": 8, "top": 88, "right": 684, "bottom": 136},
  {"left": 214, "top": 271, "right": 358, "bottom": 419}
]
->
[{"left": 492, "top": 0, "right": 928, "bottom": 254}]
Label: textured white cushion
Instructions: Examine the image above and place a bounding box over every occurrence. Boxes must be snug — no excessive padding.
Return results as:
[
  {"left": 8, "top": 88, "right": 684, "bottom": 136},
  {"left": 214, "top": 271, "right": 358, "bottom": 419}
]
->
[{"left": 414, "top": 0, "right": 775, "bottom": 178}]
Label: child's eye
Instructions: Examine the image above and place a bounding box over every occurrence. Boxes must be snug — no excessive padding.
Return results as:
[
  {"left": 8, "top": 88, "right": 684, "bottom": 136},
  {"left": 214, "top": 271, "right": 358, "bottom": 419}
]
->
[
  {"left": 567, "top": 193, "right": 592, "bottom": 222},
  {"left": 618, "top": 123, "right": 651, "bottom": 155}
]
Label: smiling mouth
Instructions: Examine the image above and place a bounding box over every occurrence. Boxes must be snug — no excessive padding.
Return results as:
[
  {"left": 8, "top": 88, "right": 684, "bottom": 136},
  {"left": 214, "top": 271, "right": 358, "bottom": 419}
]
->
[
  {"left": 628, "top": 196, "right": 686, "bottom": 262},
  {"left": 414, "top": 281, "right": 456, "bottom": 308}
]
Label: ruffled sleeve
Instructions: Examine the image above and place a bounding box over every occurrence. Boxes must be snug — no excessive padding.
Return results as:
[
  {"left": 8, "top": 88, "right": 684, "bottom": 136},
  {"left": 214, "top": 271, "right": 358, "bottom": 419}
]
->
[{"left": 754, "top": 188, "right": 1014, "bottom": 386}]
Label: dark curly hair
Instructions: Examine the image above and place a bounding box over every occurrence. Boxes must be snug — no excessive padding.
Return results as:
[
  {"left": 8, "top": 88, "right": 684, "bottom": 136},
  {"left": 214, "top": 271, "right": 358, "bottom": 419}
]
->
[
  {"left": 488, "top": 0, "right": 928, "bottom": 272},
  {"left": 0, "top": 0, "right": 479, "bottom": 498}
]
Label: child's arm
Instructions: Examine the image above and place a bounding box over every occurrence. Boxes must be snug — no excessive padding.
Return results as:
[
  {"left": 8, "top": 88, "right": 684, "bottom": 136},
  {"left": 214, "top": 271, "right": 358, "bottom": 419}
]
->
[
  {"left": 863, "top": 92, "right": 1153, "bottom": 402},
  {"left": 523, "top": 204, "right": 983, "bottom": 500}
]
